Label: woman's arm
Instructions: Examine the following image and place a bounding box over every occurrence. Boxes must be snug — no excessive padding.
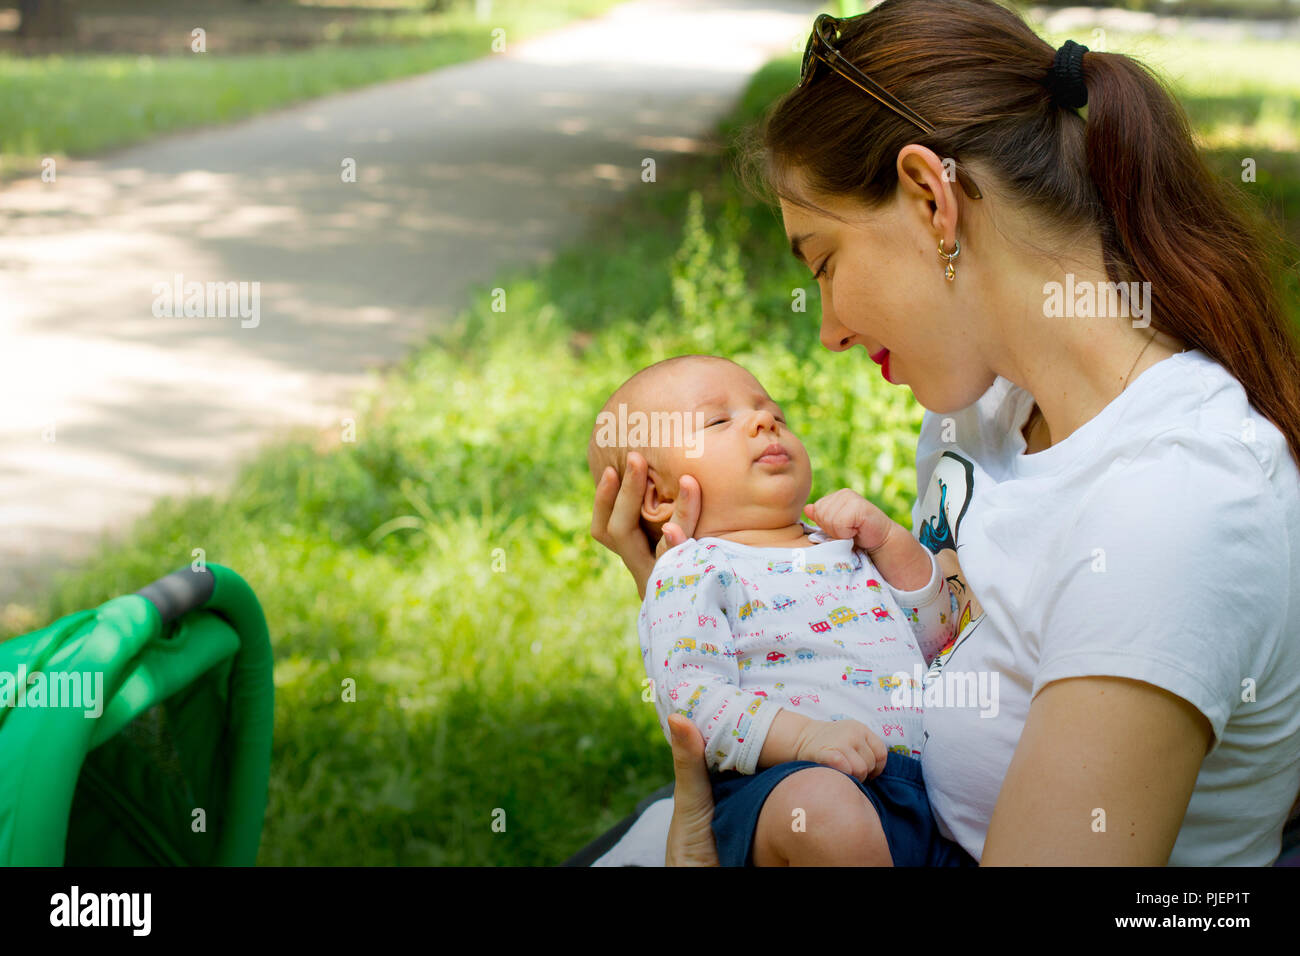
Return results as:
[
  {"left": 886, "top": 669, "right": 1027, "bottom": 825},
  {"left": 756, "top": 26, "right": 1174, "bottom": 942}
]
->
[
  {"left": 981, "top": 675, "right": 1212, "bottom": 865},
  {"left": 661, "top": 674, "right": 1214, "bottom": 867},
  {"left": 590, "top": 451, "right": 701, "bottom": 599}
]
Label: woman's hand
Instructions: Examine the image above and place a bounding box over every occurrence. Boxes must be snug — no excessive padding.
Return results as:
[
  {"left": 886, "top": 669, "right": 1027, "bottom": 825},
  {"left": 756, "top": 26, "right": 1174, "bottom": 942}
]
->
[
  {"left": 590, "top": 451, "right": 701, "bottom": 600},
  {"left": 665, "top": 714, "right": 720, "bottom": 866}
]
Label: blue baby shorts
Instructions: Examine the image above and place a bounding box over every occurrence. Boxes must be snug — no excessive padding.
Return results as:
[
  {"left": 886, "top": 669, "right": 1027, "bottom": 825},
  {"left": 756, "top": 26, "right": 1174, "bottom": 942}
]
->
[{"left": 709, "top": 751, "right": 977, "bottom": 867}]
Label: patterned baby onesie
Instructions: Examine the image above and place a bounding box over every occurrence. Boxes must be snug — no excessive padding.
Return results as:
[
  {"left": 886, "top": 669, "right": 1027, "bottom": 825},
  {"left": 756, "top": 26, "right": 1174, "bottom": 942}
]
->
[{"left": 638, "top": 522, "right": 955, "bottom": 774}]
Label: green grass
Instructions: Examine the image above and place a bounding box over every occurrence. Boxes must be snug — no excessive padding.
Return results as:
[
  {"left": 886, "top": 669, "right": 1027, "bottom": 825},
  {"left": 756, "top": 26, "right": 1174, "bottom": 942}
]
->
[
  {"left": 2, "top": 30, "right": 1297, "bottom": 865},
  {"left": 0, "top": 0, "right": 624, "bottom": 176}
]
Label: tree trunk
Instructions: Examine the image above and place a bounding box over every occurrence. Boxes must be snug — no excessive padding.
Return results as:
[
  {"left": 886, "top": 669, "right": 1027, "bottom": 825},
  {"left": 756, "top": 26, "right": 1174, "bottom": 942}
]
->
[{"left": 18, "top": 0, "right": 78, "bottom": 39}]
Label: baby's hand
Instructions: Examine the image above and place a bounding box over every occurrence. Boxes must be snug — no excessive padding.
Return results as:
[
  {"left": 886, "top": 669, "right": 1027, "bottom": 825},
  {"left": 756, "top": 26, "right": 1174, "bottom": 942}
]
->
[
  {"left": 794, "top": 718, "right": 888, "bottom": 783},
  {"left": 805, "top": 489, "right": 934, "bottom": 592},
  {"left": 804, "top": 489, "right": 895, "bottom": 552}
]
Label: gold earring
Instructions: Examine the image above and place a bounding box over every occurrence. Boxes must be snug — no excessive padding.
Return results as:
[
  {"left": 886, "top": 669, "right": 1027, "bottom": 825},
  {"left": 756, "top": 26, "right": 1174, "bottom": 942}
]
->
[{"left": 938, "top": 238, "right": 960, "bottom": 281}]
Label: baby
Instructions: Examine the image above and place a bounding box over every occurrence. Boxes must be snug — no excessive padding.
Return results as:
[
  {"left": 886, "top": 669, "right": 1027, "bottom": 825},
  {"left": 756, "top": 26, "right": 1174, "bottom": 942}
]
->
[{"left": 587, "top": 354, "right": 974, "bottom": 867}]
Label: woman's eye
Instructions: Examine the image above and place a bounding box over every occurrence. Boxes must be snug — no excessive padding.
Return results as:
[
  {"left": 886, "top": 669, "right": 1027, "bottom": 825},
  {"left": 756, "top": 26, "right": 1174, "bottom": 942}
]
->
[{"left": 814, "top": 256, "right": 830, "bottom": 280}]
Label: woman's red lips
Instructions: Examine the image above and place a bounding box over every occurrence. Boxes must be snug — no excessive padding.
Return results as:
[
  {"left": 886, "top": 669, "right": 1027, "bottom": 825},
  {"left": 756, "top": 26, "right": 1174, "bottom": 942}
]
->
[{"left": 870, "top": 348, "right": 889, "bottom": 365}]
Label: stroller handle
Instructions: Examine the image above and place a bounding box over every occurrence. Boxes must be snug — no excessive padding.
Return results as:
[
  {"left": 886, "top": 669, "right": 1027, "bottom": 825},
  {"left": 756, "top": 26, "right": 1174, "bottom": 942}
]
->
[{"left": 135, "top": 567, "right": 217, "bottom": 628}]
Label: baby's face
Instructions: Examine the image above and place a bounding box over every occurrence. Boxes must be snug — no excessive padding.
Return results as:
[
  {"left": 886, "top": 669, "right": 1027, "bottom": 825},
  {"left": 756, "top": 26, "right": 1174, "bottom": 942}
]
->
[{"left": 640, "top": 360, "right": 813, "bottom": 537}]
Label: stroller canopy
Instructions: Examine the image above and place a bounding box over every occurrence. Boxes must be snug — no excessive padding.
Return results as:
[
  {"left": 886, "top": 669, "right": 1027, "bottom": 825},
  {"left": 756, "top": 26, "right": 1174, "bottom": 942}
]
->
[{"left": 0, "top": 564, "right": 273, "bottom": 865}]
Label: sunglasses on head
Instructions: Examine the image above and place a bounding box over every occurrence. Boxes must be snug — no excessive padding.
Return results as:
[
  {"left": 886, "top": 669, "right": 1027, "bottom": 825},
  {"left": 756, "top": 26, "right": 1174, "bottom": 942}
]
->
[{"left": 800, "top": 13, "right": 983, "bottom": 201}]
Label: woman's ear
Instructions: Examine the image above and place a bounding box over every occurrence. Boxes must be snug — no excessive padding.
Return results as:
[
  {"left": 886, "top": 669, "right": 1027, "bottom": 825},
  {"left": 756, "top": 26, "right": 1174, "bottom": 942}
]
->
[
  {"left": 641, "top": 466, "right": 676, "bottom": 526},
  {"left": 896, "top": 143, "right": 960, "bottom": 244}
]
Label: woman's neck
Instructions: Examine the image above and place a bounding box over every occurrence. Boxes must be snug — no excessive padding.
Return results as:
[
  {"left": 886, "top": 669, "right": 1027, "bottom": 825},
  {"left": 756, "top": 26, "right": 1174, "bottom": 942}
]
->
[{"left": 988, "top": 249, "right": 1187, "bottom": 449}]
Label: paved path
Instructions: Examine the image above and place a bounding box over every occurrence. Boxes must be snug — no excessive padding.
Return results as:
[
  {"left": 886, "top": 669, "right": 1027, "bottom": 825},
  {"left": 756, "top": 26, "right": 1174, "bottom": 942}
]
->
[
  {"left": 1029, "top": 4, "right": 1300, "bottom": 41},
  {"left": 0, "top": 0, "right": 819, "bottom": 603}
]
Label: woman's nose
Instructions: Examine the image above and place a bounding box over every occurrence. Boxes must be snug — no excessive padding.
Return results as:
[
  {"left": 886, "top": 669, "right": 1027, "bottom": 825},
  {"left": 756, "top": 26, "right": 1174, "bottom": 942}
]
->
[{"left": 819, "top": 309, "right": 856, "bottom": 352}]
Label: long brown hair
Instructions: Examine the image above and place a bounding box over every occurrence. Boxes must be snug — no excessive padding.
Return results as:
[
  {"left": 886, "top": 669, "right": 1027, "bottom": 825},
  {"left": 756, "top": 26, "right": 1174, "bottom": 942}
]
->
[{"left": 736, "top": 0, "right": 1300, "bottom": 467}]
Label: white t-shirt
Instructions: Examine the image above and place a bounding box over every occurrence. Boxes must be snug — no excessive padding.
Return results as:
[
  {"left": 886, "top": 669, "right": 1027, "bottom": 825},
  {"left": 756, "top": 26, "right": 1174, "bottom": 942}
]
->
[{"left": 914, "top": 348, "right": 1300, "bottom": 865}]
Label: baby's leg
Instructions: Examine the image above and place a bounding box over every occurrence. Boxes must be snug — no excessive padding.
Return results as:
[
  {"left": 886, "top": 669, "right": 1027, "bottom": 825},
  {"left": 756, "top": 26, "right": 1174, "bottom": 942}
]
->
[{"left": 753, "top": 766, "right": 892, "bottom": 866}]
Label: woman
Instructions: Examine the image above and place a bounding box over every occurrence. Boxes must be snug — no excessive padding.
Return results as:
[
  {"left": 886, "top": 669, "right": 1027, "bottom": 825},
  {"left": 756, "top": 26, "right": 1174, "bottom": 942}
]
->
[{"left": 591, "top": 0, "right": 1300, "bottom": 866}]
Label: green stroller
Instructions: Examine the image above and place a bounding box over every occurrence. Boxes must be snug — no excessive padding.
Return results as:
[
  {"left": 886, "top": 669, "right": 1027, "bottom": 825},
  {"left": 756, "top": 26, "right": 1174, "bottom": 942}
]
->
[{"left": 0, "top": 565, "right": 273, "bottom": 865}]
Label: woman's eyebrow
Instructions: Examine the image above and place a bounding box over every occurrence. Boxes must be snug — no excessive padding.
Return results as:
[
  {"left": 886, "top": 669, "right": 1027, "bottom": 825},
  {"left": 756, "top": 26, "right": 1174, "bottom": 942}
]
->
[{"left": 789, "top": 232, "right": 816, "bottom": 265}]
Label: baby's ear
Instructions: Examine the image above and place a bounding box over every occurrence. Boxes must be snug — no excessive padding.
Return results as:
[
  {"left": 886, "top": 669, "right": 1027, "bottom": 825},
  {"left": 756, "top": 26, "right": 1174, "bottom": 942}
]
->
[{"left": 640, "top": 467, "right": 676, "bottom": 526}]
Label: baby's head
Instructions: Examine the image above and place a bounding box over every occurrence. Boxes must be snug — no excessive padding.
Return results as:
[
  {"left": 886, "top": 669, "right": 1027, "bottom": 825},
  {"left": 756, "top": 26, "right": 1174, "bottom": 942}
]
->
[{"left": 587, "top": 355, "right": 813, "bottom": 544}]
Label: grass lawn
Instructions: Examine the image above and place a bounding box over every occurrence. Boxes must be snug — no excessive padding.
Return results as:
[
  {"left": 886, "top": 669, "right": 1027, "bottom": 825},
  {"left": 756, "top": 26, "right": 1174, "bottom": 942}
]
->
[
  {"left": 2, "top": 25, "right": 1297, "bottom": 865},
  {"left": 0, "top": 0, "right": 625, "bottom": 177}
]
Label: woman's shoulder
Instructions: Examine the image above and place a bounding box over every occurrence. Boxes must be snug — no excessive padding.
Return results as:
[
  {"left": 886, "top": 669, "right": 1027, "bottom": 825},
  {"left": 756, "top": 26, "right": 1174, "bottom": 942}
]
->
[
  {"left": 921, "top": 349, "right": 1297, "bottom": 497},
  {"left": 1062, "top": 351, "right": 1297, "bottom": 560},
  {"left": 1084, "top": 349, "right": 1297, "bottom": 509},
  {"left": 1027, "top": 354, "right": 1298, "bottom": 685}
]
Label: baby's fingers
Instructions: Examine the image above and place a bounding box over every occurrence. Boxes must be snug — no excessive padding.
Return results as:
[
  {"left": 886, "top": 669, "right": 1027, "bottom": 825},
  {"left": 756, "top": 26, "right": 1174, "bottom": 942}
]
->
[
  {"left": 803, "top": 501, "right": 842, "bottom": 537},
  {"left": 809, "top": 495, "right": 862, "bottom": 541},
  {"left": 856, "top": 734, "right": 888, "bottom": 780},
  {"left": 827, "top": 745, "right": 870, "bottom": 783},
  {"left": 814, "top": 747, "right": 855, "bottom": 779},
  {"left": 867, "top": 732, "right": 889, "bottom": 768}
]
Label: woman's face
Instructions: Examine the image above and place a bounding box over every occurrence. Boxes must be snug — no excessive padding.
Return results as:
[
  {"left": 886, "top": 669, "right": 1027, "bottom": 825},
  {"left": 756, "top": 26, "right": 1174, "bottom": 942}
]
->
[{"left": 778, "top": 167, "right": 996, "bottom": 414}]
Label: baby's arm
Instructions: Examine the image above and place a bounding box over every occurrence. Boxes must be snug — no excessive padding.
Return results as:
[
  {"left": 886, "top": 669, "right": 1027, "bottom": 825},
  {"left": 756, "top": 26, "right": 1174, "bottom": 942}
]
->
[
  {"left": 805, "top": 489, "right": 954, "bottom": 663},
  {"left": 886, "top": 550, "right": 955, "bottom": 666},
  {"left": 758, "top": 708, "right": 809, "bottom": 769},
  {"left": 638, "top": 553, "right": 781, "bottom": 774}
]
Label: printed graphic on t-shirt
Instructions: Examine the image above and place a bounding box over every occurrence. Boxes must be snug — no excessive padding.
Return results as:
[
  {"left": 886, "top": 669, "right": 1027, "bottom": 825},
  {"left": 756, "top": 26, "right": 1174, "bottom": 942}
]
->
[{"left": 916, "top": 451, "right": 985, "bottom": 688}]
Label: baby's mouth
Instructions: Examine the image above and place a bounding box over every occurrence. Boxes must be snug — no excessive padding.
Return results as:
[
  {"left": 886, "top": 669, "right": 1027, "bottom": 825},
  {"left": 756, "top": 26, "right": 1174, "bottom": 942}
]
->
[{"left": 754, "top": 443, "right": 791, "bottom": 466}]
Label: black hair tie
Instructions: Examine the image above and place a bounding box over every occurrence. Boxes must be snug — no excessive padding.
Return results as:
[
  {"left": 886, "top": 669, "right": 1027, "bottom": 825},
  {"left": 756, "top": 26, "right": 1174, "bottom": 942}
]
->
[{"left": 1046, "top": 39, "right": 1089, "bottom": 110}]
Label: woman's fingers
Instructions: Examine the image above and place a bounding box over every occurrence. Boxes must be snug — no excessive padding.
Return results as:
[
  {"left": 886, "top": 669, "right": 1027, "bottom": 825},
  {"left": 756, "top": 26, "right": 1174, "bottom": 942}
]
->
[
  {"left": 665, "top": 715, "right": 720, "bottom": 867},
  {"left": 589, "top": 454, "right": 657, "bottom": 598},
  {"left": 611, "top": 453, "right": 650, "bottom": 540},
  {"left": 591, "top": 460, "right": 645, "bottom": 547},
  {"left": 657, "top": 523, "right": 684, "bottom": 559},
  {"left": 672, "top": 474, "right": 701, "bottom": 540},
  {"left": 590, "top": 467, "right": 618, "bottom": 547},
  {"left": 656, "top": 474, "right": 701, "bottom": 559}
]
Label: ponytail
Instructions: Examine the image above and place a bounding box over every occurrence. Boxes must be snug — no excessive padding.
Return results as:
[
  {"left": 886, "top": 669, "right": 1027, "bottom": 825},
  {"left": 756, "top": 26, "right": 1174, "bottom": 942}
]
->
[{"left": 1083, "top": 50, "right": 1300, "bottom": 464}]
